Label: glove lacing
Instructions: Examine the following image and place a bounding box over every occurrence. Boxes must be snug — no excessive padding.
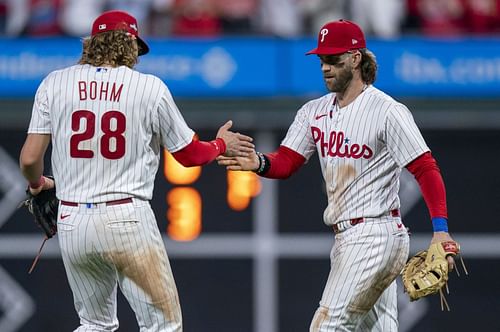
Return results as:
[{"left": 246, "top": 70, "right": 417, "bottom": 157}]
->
[{"left": 439, "top": 254, "right": 468, "bottom": 311}]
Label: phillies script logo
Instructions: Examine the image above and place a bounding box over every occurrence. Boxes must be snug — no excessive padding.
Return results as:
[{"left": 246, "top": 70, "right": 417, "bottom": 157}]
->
[{"left": 311, "top": 127, "right": 373, "bottom": 159}]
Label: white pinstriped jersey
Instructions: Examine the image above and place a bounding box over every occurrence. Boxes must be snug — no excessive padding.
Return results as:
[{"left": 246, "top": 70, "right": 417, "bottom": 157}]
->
[
  {"left": 28, "top": 64, "right": 195, "bottom": 202},
  {"left": 282, "top": 85, "right": 429, "bottom": 225}
]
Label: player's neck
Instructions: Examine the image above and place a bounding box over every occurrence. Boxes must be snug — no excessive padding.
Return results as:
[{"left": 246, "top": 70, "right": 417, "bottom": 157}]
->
[{"left": 335, "top": 80, "right": 367, "bottom": 108}]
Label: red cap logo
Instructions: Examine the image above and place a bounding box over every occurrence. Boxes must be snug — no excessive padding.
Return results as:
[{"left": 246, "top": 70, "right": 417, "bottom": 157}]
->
[
  {"left": 306, "top": 19, "right": 366, "bottom": 55},
  {"left": 320, "top": 28, "right": 329, "bottom": 42},
  {"left": 91, "top": 10, "right": 149, "bottom": 56}
]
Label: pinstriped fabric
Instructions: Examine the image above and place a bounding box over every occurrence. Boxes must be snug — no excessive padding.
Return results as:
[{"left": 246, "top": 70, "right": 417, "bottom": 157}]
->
[
  {"left": 28, "top": 64, "right": 194, "bottom": 203},
  {"left": 281, "top": 85, "right": 430, "bottom": 226},
  {"left": 58, "top": 199, "right": 181, "bottom": 332},
  {"left": 359, "top": 281, "right": 398, "bottom": 332},
  {"left": 281, "top": 85, "right": 424, "bottom": 330},
  {"left": 309, "top": 218, "right": 409, "bottom": 332},
  {"left": 28, "top": 63, "right": 189, "bottom": 331}
]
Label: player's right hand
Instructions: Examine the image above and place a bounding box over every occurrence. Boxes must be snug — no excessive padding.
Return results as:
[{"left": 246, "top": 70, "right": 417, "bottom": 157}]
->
[
  {"left": 216, "top": 120, "right": 254, "bottom": 157},
  {"left": 217, "top": 153, "right": 260, "bottom": 172}
]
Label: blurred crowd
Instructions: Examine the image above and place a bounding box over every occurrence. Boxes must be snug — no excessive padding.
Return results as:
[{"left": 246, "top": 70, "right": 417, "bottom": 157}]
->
[{"left": 0, "top": 0, "right": 499, "bottom": 38}]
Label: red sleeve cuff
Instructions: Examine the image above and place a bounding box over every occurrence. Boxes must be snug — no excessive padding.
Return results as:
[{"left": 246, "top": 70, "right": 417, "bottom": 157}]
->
[
  {"left": 406, "top": 152, "right": 448, "bottom": 219},
  {"left": 261, "top": 146, "right": 305, "bottom": 179},
  {"left": 29, "top": 176, "right": 45, "bottom": 189},
  {"left": 172, "top": 138, "right": 223, "bottom": 167},
  {"left": 213, "top": 138, "right": 226, "bottom": 155}
]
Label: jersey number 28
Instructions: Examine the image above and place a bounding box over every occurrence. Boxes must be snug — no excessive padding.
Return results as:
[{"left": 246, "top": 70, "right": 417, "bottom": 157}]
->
[{"left": 70, "top": 110, "right": 126, "bottom": 159}]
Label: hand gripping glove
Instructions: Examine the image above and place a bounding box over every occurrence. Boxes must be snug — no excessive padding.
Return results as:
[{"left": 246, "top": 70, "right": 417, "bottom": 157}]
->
[
  {"left": 401, "top": 241, "right": 468, "bottom": 310},
  {"left": 21, "top": 182, "right": 58, "bottom": 239},
  {"left": 19, "top": 176, "right": 58, "bottom": 273}
]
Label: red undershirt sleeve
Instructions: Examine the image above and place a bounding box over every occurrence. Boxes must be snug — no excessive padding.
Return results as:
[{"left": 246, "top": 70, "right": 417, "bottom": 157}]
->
[
  {"left": 261, "top": 145, "right": 306, "bottom": 179},
  {"left": 171, "top": 137, "right": 226, "bottom": 167},
  {"left": 405, "top": 151, "right": 448, "bottom": 219}
]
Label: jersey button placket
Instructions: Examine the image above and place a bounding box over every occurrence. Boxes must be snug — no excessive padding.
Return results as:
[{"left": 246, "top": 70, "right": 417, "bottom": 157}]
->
[{"left": 331, "top": 104, "right": 342, "bottom": 126}]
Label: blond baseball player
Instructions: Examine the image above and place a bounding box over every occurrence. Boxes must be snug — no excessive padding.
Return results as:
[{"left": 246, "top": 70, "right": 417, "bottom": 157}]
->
[
  {"left": 19, "top": 10, "right": 254, "bottom": 332},
  {"left": 218, "top": 20, "right": 457, "bottom": 331}
]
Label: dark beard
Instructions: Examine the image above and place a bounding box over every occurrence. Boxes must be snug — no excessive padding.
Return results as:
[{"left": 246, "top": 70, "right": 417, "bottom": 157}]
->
[{"left": 327, "top": 66, "right": 353, "bottom": 93}]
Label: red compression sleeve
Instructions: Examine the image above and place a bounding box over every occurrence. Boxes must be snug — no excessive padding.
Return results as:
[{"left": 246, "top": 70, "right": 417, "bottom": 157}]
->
[
  {"left": 172, "top": 137, "right": 226, "bottom": 167},
  {"left": 406, "top": 152, "right": 447, "bottom": 219},
  {"left": 261, "top": 146, "right": 306, "bottom": 179}
]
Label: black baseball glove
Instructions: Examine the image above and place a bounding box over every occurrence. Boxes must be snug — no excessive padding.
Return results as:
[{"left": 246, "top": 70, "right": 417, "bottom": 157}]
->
[
  {"left": 18, "top": 176, "right": 58, "bottom": 273},
  {"left": 19, "top": 177, "right": 58, "bottom": 239}
]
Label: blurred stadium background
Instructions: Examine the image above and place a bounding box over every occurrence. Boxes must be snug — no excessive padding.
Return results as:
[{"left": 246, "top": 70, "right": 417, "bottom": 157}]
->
[{"left": 0, "top": 0, "right": 499, "bottom": 331}]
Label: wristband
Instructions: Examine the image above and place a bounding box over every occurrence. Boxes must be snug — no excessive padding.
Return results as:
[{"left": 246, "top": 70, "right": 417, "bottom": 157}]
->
[
  {"left": 214, "top": 138, "right": 226, "bottom": 155},
  {"left": 29, "top": 176, "right": 45, "bottom": 189},
  {"left": 254, "top": 152, "right": 270, "bottom": 175},
  {"left": 432, "top": 217, "right": 448, "bottom": 232}
]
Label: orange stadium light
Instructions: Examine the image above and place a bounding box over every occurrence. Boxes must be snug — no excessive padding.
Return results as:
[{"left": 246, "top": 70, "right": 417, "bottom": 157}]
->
[
  {"left": 166, "top": 187, "right": 202, "bottom": 241},
  {"left": 163, "top": 148, "right": 201, "bottom": 185},
  {"left": 227, "top": 171, "right": 261, "bottom": 211}
]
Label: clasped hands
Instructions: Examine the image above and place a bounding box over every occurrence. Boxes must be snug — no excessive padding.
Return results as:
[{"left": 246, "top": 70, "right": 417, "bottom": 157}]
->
[{"left": 216, "top": 120, "right": 258, "bottom": 171}]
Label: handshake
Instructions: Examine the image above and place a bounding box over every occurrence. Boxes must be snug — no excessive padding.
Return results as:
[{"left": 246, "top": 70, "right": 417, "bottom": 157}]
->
[{"left": 215, "top": 120, "right": 261, "bottom": 172}]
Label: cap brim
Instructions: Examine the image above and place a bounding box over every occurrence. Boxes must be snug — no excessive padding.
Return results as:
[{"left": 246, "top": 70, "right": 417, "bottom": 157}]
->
[
  {"left": 306, "top": 46, "right": 351, "bottom": 55},
  {"left": 305, "top": 48, "right": 318, "bottom": 55},
  {"left": 137, "top": 37, "right": 149, "bottom": 56}
]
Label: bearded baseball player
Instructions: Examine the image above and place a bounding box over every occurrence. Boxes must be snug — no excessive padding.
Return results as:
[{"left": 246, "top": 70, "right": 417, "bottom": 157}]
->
[
  {"left": 218, "top": 19, "right": 458, "bottom": 331},
  {"left": 19, "top": 10, "right": 253, "bottom": 332}
]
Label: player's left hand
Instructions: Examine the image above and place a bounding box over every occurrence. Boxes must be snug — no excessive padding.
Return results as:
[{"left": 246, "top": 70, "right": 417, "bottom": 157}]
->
[
  {"left": 431, "top": 232, "right": 458, "bottom": 271},
  {"left": 29, "top": 176, "right": 55, "bottom": 196},
  {"left": 216, "top": 120, "right": 254, "bottom": 157},
  {"left": 401, "top": 234, "right": 466, "bottom": 309},
  {"left": 20, "top": 175, "right": 58, "bottom": 240}
]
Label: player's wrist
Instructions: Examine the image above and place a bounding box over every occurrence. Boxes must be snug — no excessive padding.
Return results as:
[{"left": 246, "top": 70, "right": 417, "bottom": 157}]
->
[
  {"left": 213, "top": 138, "right": 226, "bottom": 155},
  {"left": 253, "top": 151, "right": 270, "bottom": 175},
  {"left": 432, "top": 217, "right": 448, "bottom": 232},
  {"left": 29, "top": 175, "right": 45, "bottom": 190}
]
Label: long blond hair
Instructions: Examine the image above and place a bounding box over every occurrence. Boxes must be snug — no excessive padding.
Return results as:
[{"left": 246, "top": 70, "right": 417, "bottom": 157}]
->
[{"left": 79, "top": 30, "right": 138, "bottom": 68}]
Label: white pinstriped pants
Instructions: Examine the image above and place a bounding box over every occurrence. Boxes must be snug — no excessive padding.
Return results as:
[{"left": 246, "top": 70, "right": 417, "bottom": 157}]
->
[
  {"left": 310, "top": 217, "right": 410, "bottom": 332},
  {"left": 57, "top": 199, "right": 182, "bottom": 332}
]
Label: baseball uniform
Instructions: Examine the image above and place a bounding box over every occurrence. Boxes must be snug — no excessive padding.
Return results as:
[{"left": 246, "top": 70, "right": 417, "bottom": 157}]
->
[
  {"left": 28, "top": 63, "right": 192, "bottom": 331},
  {"left": 25, "top": 11, "right": 195, "bottom": 332},
  {"left": 225, "top": 18, "right": 450, "bottom": 332},
  {"left": 282, "top": 86, "right": 429, "bottom": 331}
]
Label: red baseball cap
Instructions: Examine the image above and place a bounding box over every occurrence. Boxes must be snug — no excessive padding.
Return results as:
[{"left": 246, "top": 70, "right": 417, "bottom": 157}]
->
[
  {"left": 306, "top": 19, "right": 366, "bottom": 55},
  {"left": 91, "top": 10, "right": 149, "bottom": 56}
]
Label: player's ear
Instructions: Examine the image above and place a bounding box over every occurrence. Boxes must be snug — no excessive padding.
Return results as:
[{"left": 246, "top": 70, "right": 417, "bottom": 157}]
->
[
  {"left": 353, "top": 50, "right": 359, "bottom": 61},
  {"left": 351, "top": 51, "right": 362, "bottom": 68}
]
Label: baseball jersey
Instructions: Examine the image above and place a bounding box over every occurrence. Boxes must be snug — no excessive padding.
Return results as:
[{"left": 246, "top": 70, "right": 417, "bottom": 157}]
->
[
  {"left": 282, "top": 85, "right": 429, "bottom": 225},
  {"left": 28, "top": 64, "right": 195, "bottom": 202}
]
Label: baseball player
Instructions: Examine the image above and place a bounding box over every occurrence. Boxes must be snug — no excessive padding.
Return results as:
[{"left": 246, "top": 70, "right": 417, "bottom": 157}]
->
[
  {"left": 19, "top": 10, "right": 254, "bottom": 332},
  {"left": 218, "top": 19, "right": 458, "bottom": 331}
]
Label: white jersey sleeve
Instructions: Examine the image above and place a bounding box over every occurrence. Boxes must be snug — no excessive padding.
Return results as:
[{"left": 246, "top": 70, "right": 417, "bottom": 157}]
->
[
  {"left": 154, "top": 83, "right": 194, "bottom": 153},
  {"left": 281, "top": 104, "right": 317, "bottom": 160},
  {"left": 384, "top": 103, "right": 430, "bottom": 167},
  {"left": 28, "top": 75, "right": 52, "bottom": 134}
]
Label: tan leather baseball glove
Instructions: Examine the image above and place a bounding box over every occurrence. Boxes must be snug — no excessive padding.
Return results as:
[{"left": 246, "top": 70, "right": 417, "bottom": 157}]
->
[{"left": 401, "top": 241, "right": 467, "bottom": 310}]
